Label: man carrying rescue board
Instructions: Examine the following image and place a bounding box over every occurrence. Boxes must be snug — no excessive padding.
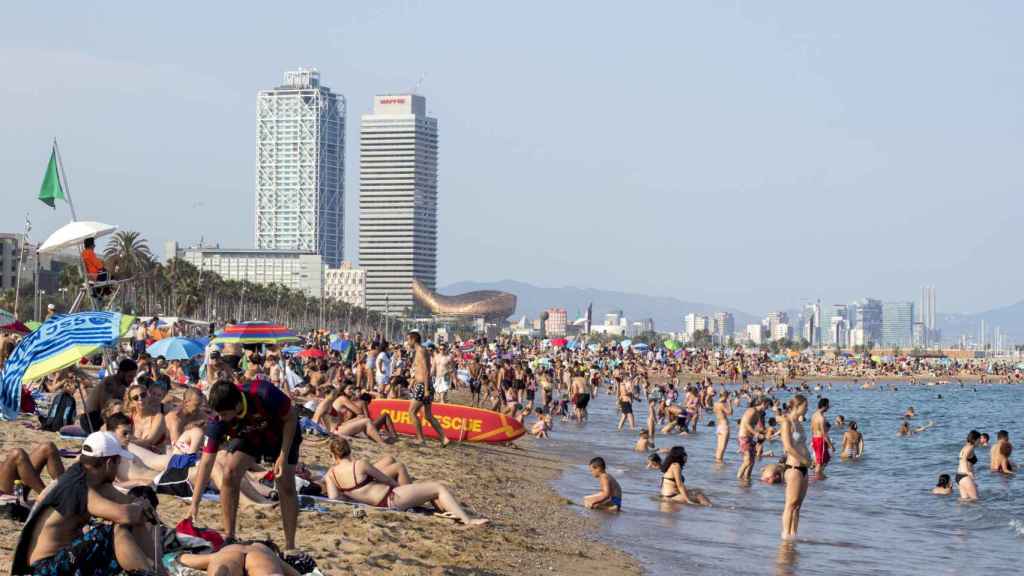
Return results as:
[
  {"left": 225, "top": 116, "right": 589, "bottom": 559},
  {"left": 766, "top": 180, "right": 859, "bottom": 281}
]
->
[{"left": 407, "top": 331, "right": 450, "bottom": 446}]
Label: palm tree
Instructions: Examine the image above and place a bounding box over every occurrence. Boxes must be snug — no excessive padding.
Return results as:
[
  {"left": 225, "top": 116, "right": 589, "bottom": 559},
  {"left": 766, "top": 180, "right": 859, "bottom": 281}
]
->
[{"left": 103, "top": 231, "right": 153, "bottom": 278}]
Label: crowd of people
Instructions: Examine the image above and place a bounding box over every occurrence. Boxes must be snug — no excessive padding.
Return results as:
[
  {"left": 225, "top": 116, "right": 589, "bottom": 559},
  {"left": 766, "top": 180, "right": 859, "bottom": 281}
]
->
[{"left": 1, "top": 318, "right": 1020, "bottom": 573}]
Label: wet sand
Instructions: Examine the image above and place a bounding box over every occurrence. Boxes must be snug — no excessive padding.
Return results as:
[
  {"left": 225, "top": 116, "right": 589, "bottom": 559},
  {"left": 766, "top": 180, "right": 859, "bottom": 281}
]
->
[{"left": 0, "top": 408, "right": 640, "bottom": 575}]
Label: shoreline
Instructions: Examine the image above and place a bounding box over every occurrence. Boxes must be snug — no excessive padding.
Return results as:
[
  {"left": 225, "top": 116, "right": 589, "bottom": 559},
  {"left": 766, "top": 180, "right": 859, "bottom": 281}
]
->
[{"left": 0, "top": 415, "right": 641, "bottom": 576}]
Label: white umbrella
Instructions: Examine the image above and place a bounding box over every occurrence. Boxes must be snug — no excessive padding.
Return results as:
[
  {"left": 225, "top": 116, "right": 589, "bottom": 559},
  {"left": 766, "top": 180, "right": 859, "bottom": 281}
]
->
[{"left": 37, "top": 221, "right": 117, "bottom": 255}]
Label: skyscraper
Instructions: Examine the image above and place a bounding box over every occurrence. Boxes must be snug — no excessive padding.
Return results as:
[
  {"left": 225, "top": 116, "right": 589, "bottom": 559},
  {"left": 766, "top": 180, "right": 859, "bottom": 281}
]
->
[
  {"left": 359, "top": 94, "right": 438, "bottom": 314},
  {"left": 255, "top": 68, "right": 345, "bottom": 268},
  {"left": 881, "top": 301, "right": 914, "bottom": 348}
]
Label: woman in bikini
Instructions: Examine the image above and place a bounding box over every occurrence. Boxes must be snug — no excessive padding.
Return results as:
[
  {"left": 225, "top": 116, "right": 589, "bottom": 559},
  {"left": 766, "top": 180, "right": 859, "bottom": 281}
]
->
[
  {"left": 659, "top": 446, "right": 712, "bottom": 506},
  {"left": 166, "top": 387, "right": 207, "bottom": 446},
  {"left": 312, "top": 385, "right": 394, "bottom": 444},
  {"left": 956, "top": 430, "right": 980, "bottom": 501},
  {"left": 713, "top": 390, "right": 732, "bottom": 463},
  {"left": 323, "top": 438, "right": 488, "bottom": 525},
  {"left": 124, "top": 383, "right": 168, "bottom": 453},
  {"left": 780, "top": 394, "right": 812, "bottom": 540}
]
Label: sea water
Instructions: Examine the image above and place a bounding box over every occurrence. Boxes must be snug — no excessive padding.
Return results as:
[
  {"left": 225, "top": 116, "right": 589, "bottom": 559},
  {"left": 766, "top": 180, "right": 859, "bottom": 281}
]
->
[{"left": 544, "top": 382, "right": 1022, "bottom": 576}]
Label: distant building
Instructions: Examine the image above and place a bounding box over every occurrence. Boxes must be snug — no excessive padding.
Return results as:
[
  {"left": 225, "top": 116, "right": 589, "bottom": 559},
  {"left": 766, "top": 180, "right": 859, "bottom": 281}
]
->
[
  {"left": 802, "top": 302, "right": 821, "bottom": 346},
  {"left": 746, "top": 324, "right": 764, "bottom": 345},
  {"left": 712, "top": 312, "right": 734, "bottom": 342},
  {"left": 360, "top": 94, "right": 438, "bottom": 315},
  {"left": 850, "top": 298, "right": 882, "bottom": 346},
  {"left": 763, "top": 312, "right": 788, "bottom": 336},
  {"left": 323, "top": 261, "right": 365, "bottom": 308},
  {"left": 912, "top": 321, "right": 927, "bottom": 348},
  {"left": 170, "top": 242, "right": 323, "bottom": 297},
  {"left": 828, "top": 316, "right": 847, "bottom": 348},
  {"left": 881, "top": 301, "right": 914, "bottom": 348},
  {"left": 545, "top": 308, "right": 568, "bottom": 337},
  {"left": 0, "top": 233, "right": 76, "bottom": 296},
  {"left": 605, "top": 310, "right": 623, "bottom": 327},
  {"left": 635, "top": 317, "right": 655, "bottom": 335},
  {"left": 684, "top": 313, "right": 710, "bottom": 337},
  {"left": 772, "top": 323, "right": 792, "bottom": 342}
]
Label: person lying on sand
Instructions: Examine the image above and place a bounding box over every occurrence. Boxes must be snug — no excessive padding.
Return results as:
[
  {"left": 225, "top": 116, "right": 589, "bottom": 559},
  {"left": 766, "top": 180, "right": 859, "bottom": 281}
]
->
[
  {"left": 177, "top": 542, "right": 301, "bottom": 576},
  {"left": 583, "top": 457, "right": 622, "bottom": 511},
  {"left": 323, "top": 437, "right": 488, "bottom": 525}
]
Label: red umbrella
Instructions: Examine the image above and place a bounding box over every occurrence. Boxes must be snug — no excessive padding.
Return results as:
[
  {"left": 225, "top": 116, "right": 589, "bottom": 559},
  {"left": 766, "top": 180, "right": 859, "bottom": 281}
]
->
[
  {"left": 297, "top": 348, "right": 325, "bottom": 359},
  {"left": 0, "top": 321, "right": 30, "bottom": 335},
  {"left": 551, "top": 338, "right": 568, "bottom": 347}
]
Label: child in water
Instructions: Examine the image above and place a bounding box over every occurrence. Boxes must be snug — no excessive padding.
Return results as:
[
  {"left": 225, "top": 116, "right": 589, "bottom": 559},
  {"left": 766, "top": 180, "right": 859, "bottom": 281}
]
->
[
  {"left": 583, "top": 457, "right": 622, "bottom": 511},
  {"left": 531, "top": 408, "right": 551, "bottom": 439},
  {"left": 635, "top": 430, "right": 653, "bottom": 452},
  {"left": 932, "top": 474, "right": 953, "bottom": 495}
]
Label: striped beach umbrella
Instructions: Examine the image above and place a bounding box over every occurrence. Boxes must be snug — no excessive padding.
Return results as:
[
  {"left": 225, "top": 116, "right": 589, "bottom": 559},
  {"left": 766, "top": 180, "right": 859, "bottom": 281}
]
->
[
  {"left": 1, "top": 311, "right": 134, "bottom": 419},
  {"left": 213, "top": 321, "right": 300, "bottom": 345}
]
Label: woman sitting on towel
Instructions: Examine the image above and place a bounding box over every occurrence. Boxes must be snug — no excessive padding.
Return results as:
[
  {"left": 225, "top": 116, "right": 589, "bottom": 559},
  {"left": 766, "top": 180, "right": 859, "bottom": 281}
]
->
[
  {"left": 323, "top": 437, "right": 489, "bottom": 525},
  {"left": 124, "top": 383, "right": 168, "bottom": 453}
]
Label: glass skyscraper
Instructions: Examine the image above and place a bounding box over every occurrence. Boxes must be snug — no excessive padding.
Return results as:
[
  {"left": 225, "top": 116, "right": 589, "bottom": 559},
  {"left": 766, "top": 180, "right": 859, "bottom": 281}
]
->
[{"left": 881, "top": 301, "right": 914, "bottom": 347}]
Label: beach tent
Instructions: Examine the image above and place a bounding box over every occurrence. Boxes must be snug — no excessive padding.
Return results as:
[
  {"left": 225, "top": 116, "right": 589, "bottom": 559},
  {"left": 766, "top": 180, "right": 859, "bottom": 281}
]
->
[
  {"left": 663, "top": 339, "right": 681, "bottom": 351},
  {"left": 632, "top": 343, "right": 650, "bottom": 351},
  {"left": 1, "top": 311, "right": 134, "bottom": 419}
]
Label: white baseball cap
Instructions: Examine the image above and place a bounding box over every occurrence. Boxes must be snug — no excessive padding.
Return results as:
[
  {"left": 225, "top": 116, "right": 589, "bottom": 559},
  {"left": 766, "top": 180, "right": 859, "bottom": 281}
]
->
[
  {"left": 81, "top": 432, "right": 134, "bottom": 460},
  {"left": 47, "top": 303, "right": 55, "bottom": 310}
]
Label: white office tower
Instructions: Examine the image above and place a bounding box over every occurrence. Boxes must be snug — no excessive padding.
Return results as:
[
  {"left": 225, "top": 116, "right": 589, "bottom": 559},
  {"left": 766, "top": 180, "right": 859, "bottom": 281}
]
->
[
  {"left": 255, "top": 68, "right": 346, "bottom": 268},
  {"left": 359, "top": 94, "right": 438, "bottom": 314}
]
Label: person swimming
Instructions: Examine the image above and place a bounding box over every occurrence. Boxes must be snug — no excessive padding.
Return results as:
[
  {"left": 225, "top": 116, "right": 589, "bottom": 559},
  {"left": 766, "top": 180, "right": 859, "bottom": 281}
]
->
[{"left": 932, "top": 474, "right": 952, "bottom": 495}]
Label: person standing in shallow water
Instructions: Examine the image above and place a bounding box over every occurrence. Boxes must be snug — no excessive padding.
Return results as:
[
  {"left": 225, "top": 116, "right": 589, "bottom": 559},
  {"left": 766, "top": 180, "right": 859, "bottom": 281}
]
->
[
  {"left": 780, "top": 394, "right": 812, "bottom": 541},
  {"left": 713, "top": 390, "right": 732, "bottom": 463},
  {"left": 811, "top": 398, "right": 831, "bottom": 479}
]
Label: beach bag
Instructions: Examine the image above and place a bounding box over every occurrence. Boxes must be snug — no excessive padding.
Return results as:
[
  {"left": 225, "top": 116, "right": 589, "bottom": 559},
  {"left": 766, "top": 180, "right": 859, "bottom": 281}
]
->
[
  {"left": 39, "top": 391, "right": 76, "bottom": 432},
  {"left": 19, "top": 388, "right": 35, "bottom": 414}
]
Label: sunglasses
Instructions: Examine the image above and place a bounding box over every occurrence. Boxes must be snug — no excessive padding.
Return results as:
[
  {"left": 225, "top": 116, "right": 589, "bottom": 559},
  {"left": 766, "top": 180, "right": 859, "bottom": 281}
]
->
[{"left": 131, "top": 392, "right": 148, "bottom": 402}]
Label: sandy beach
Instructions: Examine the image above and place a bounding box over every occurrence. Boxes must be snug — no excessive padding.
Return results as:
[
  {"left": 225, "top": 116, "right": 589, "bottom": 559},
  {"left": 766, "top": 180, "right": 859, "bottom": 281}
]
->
[{"left": 0, "top": 409, "right": 640, "bottom": 576}]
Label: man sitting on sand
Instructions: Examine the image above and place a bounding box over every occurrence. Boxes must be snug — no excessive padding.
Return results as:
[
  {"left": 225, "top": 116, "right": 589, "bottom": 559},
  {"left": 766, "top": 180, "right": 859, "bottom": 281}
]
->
[
  {"left": 0, "top": 441, "right": 65, "bottom": 499},
  {"left": 11, "top": 432, "right": 161, "bottom": 576},
  {"left": 583, "top": 457, "right": 622, "bottom": 511}
]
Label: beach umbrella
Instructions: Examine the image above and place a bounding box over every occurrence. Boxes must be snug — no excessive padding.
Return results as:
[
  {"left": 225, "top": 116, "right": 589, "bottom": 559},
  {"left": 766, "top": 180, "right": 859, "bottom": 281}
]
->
[
  {"left": 619, "top": 339, "right": 632, "bottom": 349},
  {"left": 1, "top": 311, "right": 134, "bottom": 419},
  {"left": 146, "top": 337, "right": 204, "bottom": 361},
  {"left": 24, "top": 321, "right": 42, "bottom": 331},
  {"left": 0, "top": 320, "right": 31, "bottom": 335},
  {"left": 297, "top": 348, "right": 325, "bottom": 359},
  {"left": 37, "top": 221, "right": 118, "bottom": 255},
  {"left": 282, "top": 345, "right": 303, "bottom": 355},
  {"left": 213, "top": 321, "right": 299, "bottom": 345},
  {"left": 633, "top": 343, "right": 649, "bottom": 351},
  {"left": 771, "top": 354, "right": 788, "bottom": 362},
  {"left": 664, "top": 339, "right": 681, "bottom": 351},
  {"left": 329, "top": 339, "right": 351, "bottom": 353},
  {"left": 550, "top": 338, "right": 568, "bottom": 348}
]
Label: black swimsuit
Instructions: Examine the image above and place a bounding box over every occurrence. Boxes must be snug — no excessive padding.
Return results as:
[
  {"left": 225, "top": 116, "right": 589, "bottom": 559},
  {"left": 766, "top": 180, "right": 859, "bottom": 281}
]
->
[{"left": 956, "top": 452, "right": 978, "bottom": 484}]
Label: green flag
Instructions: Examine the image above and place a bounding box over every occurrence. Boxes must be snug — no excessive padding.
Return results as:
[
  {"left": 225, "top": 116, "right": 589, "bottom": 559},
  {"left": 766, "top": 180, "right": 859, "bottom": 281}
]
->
[{"left": 38, "top": 148, "right": 64, "bottom": 208}]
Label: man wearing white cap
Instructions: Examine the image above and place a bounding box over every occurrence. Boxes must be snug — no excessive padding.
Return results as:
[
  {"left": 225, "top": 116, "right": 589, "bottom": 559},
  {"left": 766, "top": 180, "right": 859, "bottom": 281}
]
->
[{"left": 11, "top": 432, "right": 162, "bottom": 576}]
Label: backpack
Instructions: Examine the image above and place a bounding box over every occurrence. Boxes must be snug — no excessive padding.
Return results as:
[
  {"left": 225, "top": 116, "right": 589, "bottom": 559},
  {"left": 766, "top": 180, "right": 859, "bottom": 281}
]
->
[{"left": 39, "top": 392, "right": 77, "bottom": 432}]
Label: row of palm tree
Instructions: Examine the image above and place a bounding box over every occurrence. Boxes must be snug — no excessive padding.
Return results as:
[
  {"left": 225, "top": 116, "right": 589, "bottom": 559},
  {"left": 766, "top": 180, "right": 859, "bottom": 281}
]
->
[{"left": 100, "top": 231, "right": 401, "bottom": 337}]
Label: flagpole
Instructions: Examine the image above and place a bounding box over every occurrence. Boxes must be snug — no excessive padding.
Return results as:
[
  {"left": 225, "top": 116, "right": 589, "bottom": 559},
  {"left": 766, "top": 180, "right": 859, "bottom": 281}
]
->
[{"left": 52, "top": 138, "right": 78, "bottom": 222}]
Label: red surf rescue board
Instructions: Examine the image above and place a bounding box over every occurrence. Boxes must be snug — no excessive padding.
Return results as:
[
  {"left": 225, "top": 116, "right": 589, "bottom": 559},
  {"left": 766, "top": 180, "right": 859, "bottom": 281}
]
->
[{"left": 368, "top": 399, "right": 525, "bottom": 444}]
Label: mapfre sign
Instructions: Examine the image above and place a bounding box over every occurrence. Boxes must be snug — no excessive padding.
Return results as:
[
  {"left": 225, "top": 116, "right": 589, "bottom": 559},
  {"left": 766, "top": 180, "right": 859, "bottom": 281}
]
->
[{"left": 379, "top": 97, "right": 406, "bottom": 104}]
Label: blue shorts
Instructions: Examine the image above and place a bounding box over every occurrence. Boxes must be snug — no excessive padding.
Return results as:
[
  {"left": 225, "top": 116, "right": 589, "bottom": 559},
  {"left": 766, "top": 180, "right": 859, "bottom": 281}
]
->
[{"left": 30, "top": 523, "right": 120, "bottom": 576}]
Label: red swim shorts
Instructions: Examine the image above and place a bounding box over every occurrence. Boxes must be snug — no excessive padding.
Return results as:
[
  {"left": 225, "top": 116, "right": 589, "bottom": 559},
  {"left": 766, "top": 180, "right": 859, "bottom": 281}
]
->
[{"left": 812, "top": 436, "right": 830, "bottom": 466}]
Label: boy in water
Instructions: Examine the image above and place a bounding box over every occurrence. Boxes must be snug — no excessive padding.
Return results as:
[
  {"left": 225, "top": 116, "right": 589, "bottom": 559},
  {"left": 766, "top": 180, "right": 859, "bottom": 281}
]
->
[{"left": 583, "top": 457, "right": 622, "bottom": 511}]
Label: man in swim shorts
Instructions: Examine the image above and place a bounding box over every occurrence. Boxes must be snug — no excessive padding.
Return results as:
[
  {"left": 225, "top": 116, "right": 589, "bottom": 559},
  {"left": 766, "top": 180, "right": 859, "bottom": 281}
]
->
[
  {"left": 811, "top": 397, "right": 831, "bottom": 478},
  {"left": 736, "top": 398, "right": 763, "bottom": 483}
]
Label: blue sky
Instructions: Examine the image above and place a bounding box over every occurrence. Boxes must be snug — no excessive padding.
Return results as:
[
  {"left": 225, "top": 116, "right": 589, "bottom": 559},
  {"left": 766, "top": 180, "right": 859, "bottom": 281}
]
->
[{"left": 2, "top": 1, "right": 1021, "bottom": 315}]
